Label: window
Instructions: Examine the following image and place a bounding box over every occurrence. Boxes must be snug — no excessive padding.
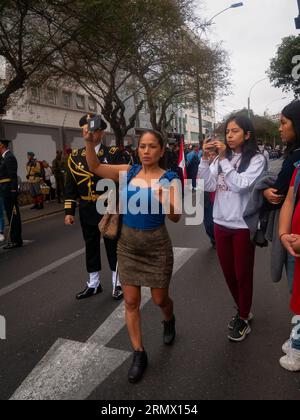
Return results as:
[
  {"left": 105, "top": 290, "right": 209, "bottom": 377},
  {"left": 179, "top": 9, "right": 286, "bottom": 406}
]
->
[
  {"left": 62, "top": 91, "right": 71, "bottom": 108},
  {"left": 31, "top": 87, "right": 40, "bottom": 103},
  {"left": 46, "top": 88, "right": 56, "bottom": 105},
  {"left": 191, "top": 117, "right": 198, "bottom": 128},
  {"left": 88, "top": 96, "right": 97, "bottom": 112},
  {"left": 76, "top": 94, "right": 85, "bottom": 109}
]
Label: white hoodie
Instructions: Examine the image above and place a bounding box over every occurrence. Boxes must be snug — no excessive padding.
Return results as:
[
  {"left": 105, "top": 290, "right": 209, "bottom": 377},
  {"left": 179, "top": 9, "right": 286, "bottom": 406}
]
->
[{"left": 198, "top": 153, "right": 265, "bottom": 229}]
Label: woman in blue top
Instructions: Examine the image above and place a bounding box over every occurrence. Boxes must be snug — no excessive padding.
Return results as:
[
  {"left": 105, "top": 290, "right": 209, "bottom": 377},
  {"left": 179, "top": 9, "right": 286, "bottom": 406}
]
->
[{"left": 85, "top": 128, "right": 181, "bottom": 384}]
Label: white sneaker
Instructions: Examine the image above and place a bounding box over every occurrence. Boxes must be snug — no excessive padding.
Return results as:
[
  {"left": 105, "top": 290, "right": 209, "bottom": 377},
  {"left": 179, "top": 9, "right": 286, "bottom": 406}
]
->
[
  {"left": 0, "top": 233, "right": 5, "bottom": 243},
  {"left": 279, "top": 348, "right": 300, "bottom": 371},
  {"left": 247, "top": 312, "right": 254, "bottom": 322},
  {"left": 282, "top": 339, "right": 292, "bottom": 354}
]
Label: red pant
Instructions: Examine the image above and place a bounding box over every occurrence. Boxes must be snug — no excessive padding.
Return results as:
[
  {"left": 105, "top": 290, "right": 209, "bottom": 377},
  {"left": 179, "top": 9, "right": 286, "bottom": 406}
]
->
[
  {"left": 214, "top": 224, "right": 255, "bottom": 319},
  {"left": 291, "top": 258, "right": 300, "bottom": 315}
]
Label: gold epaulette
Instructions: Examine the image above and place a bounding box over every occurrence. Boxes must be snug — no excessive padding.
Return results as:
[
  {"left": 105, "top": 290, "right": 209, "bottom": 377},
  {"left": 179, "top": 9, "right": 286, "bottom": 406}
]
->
[
  {"left": 72, "top": 149, "right": 78, "bottom": 156},
  {"left": 109, "top": 146, "right": 118, "bottom": 155},
  {"left": 64, "top": 199, "right": 76, "bottom": 209}
]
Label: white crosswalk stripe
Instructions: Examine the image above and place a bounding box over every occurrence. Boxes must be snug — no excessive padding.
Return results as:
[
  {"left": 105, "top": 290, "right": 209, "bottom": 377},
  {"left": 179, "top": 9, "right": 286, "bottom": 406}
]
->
[{"left": 10, "top": 247, "right": 198, "bottom": 400}]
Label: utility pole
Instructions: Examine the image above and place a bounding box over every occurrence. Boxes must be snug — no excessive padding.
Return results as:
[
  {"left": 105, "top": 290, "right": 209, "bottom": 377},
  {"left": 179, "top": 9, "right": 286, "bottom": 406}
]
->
[
  {"left": 247, "top": 97, "right": 251, "bottom": 120},
  {"left": 196, "top": 72, "right": 203, "bottom": 144},
  {"left": 295, "top": 0, "right": 300, "bottom": 29},
  {"left": 196, "top": 3, "right": 244, "bottom": 141}
]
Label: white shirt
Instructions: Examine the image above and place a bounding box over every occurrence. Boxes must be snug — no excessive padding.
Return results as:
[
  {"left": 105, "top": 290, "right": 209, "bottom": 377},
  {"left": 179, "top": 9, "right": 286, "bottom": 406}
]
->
[
  {"left": 95, "top": 144, "right": 101, "bottom": 154},
  {"left": 198, "top": 153, "right": 265, "bottom": 229},
  {"left": 44, "top": 167, "right": 53, "bottom": 181},
  {"left": 1, "top": 149, "right": 10, "bottom": 158}
]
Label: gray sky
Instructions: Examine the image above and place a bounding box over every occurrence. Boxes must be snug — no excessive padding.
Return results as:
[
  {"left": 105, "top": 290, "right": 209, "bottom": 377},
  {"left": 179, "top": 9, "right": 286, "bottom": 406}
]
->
[{"left": 196, "top": 0, "right": 299, "bottom": 121}]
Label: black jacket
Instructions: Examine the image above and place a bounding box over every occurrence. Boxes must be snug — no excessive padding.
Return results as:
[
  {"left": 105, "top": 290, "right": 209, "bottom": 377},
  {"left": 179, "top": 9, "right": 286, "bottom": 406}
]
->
[
  {"left": 0, "top": 150, "right": 19, "bottom": 195},
  {"left": 64, "top": 144, "right": 122, "bottom": 224},
  {"left": 274, "top": 148, "right": 300, "bottom": 197}
]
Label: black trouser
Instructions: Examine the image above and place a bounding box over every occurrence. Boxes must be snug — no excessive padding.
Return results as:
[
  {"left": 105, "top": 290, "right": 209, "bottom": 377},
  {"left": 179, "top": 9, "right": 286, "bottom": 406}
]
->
[
  {"left": 80, "top": 219, "right": 117, "bottom": 273},
  {"left": 203, "top": 192, "right": 215, "bottom": 245},
  {"left": 45, "top": 180, "right": 55, "bottom": 201},
  {"left": 55, "top": 174, "right": 65, "bottom": 202},
  {"left": 3, "top": 193, "right": 22, "bottom": 244}
]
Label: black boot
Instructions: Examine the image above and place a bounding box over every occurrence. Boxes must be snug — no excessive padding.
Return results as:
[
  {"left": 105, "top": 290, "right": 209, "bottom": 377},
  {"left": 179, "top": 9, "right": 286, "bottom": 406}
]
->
[
  {"left": 162, "top": 315, "right": 176, "bottom": 345},
  {"left": 128, "top": 350, "right": 148, "bottom": 383}
]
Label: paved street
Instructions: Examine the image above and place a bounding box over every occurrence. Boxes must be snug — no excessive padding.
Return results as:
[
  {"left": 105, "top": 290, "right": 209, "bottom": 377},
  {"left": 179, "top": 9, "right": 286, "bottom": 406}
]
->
[{"left": 0, "top": 173, "right": 299, "bottom": 400}]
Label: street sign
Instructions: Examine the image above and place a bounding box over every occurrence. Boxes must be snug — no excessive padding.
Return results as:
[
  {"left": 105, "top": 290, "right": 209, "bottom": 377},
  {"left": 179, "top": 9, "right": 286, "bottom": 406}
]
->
[{"left": 295, "top": 0, "right": 300, "bottom": 29}]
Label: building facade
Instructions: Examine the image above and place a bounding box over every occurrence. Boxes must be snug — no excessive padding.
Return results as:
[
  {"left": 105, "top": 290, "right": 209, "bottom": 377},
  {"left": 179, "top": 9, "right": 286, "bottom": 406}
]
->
[
  {"left": 2, "top": 81, "right": 215, "bottom": 180},
  {"left": 2, "top": 85, "right": 108, "bottom": 180}
]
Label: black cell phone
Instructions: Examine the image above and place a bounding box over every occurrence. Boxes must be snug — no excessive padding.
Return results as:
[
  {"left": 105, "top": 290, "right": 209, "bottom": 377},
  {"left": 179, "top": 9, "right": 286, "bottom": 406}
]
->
[
  {"left": 88, "top": 115, "right": 103, "bottom": 132},
  {"left": 206, "top": 139, "right": 218, "bottom": 154}
]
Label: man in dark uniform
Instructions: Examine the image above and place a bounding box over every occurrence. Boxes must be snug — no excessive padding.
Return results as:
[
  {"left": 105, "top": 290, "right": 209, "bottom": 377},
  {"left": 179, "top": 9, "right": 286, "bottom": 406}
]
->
[
  {"left": 65, "top": 114, "right": 123, "bottom": 300},
  {"left": 0, "top": 139, "right": 23, "bottom": 249}
]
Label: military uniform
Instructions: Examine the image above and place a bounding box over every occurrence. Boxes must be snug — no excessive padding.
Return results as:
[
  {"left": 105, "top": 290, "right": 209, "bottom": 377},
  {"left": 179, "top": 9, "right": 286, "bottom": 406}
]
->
[
  {"left": 65, "top": 143, "right": 122, "bottom": 298},
  {"left": 26, "top": 155, "right": 44, "bottom": 209},
  {"left": 0, "top": 144, "right": 23, "bottom": 248}
]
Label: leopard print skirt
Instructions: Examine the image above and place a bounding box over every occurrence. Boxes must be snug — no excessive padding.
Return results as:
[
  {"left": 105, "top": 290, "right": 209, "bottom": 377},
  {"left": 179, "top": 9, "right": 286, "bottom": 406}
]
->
[{"left": 117, "top": 224, "right": 174, "bottom": 288}]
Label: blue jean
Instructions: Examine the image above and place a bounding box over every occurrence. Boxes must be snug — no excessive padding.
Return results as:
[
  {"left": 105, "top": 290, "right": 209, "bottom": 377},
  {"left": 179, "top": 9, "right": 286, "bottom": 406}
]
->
[
  {"left": 291, "top": 318, "right": 300, "bottom": 350},
  {"left": 0, "top": 195, "right": 4, "bottom": 233},
  {"left": 203, "top": 192, "right": 215, "bottom": 245},
  {"left": 286, "top": 253, "right": 295, "bottom": 294}
]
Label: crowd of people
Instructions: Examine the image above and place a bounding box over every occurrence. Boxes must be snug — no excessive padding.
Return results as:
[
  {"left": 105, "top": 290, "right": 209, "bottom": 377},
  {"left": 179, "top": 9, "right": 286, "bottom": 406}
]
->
[
  {"left": 0, "top": 100, "right": 300, "bottom": 385},
  {"left": 25, "top": 149, "right": 70, "bottom": 210}
]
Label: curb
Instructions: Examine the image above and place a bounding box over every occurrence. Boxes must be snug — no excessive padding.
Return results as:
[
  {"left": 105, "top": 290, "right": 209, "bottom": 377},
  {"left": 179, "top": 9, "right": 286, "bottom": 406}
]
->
[
  {"left": 4, "top": 208, "right": 64, "bottom": 227},
  {"left": 22, "top": 209, "right": 65, "bottom": 224}
]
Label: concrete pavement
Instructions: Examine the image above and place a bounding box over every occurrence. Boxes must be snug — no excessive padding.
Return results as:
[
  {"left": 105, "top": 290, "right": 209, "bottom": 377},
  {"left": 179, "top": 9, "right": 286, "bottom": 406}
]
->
[
  {"left": 0, "top": 207, "right": 299, "bottom": 400},
  {"left": 19, "top": 201, "right": 64, "bottom": 224}
]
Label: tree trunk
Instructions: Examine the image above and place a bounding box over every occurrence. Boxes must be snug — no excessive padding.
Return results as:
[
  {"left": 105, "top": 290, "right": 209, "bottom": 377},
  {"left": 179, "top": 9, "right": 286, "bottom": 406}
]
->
[
  {"left": 0, "top": 70, "right": 27, "bottom": 115},
  {"left": 109, "top": 122, "right": 124, "bottom": 147}
]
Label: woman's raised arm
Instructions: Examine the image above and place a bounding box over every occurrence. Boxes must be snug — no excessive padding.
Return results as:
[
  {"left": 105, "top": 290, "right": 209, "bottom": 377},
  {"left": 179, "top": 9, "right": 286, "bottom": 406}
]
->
[{"left": 84, "top": 134, "right": 130, "bottom": 182}]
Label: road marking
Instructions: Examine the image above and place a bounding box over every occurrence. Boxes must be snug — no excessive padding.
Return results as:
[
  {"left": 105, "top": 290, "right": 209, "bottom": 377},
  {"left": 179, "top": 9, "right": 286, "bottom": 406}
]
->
[
  {"left": 10, "top": 247, "right": 198, "bottom": 400},
  {"left": 22, "top": 209, "right": 64, "bottom": 225},
  {"left": 0, "top": 248, "right": 85, "bottom": 298},
  {"left": 0, "top": 239, "right": 34, "bottom": 252}
]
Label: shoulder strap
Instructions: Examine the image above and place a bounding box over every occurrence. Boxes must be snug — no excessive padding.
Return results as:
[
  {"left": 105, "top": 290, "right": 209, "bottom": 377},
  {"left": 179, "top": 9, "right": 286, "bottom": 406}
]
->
[
  {"left": 127, "top": 164, "right": 142, "bottom": 184},
  {"left": 160, "top": 170, "right": 180, "bottom": 183}
]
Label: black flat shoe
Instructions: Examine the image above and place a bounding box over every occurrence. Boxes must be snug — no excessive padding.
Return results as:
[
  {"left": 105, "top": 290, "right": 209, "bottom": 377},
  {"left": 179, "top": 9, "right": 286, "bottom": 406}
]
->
[
  {"left": 128, "top": 350, "right": 148, "bottom": 383},
  {"left": 162, "top": 315, "right": 176, "bottom": 345},
  {"left": 112, "top": 286, "right": 123, "bottom": 300},
  {"left": 76, "top": 285, "right": 103, "bottom": 300},
  {"left": 3, "top": 242, "right": 23, "bottom": 250}
]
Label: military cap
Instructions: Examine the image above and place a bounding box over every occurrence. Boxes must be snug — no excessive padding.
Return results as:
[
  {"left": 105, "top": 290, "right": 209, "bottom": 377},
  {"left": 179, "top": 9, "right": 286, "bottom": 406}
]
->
[
  {"left": 0, "top": 138, "right": 11, "bottom": 147},
  {"left": 79, "top": 113, "right": 107, "bottom": 131}
]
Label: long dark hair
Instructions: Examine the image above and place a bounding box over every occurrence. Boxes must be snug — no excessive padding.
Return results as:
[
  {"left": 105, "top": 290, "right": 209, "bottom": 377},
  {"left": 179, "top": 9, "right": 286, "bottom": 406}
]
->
[
  {"left": 138, "top": 130, "right": 166, "bottom": 169},
  {"left": 281, "top": 100, "right": 300, "bottom": 156},
  {"left": 224, "top": 115, "right": 260, "bottom": 173}
]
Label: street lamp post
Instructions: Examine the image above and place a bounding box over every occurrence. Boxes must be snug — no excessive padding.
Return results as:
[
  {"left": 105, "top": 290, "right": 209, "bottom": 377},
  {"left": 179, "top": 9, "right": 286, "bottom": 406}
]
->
[
  {"left": 196, "top": 72, "right": 203, "bottom": 143},
  {"left": 197, "top": 3, "right": 244, "bottom": 142},
  {"left": 247, "top": 77, "right": 268, "bottom": 119},
  {"left": 264, "top": 97, "right": 287, "bottom": 116},
  {"left": 295, "top": 0, "right": 300, "bottom": 29},
  {"left": 201, "top": 2, "right": 244, "bottom": 34}
]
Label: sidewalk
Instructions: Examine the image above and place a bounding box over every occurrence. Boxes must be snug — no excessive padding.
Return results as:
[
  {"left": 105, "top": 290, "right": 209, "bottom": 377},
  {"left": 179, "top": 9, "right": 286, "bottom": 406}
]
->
[{"left": 19, "top": 201, "right": 64, "bottom": 224}]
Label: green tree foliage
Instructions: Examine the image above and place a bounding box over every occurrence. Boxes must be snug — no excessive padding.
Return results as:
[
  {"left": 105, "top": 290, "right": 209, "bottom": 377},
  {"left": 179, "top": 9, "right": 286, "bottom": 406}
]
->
[
  {"left": 0, "top": 0, "right": 87, "bottom": 115},
  {"left": 268, "top": 35, "right": 300, "bottom": 95},
  {"left": 0, "top": 0, "right": 231, "bottom": 145},
  {"left": 216, "top": 108, "right": 280, "bottom": 146}
]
